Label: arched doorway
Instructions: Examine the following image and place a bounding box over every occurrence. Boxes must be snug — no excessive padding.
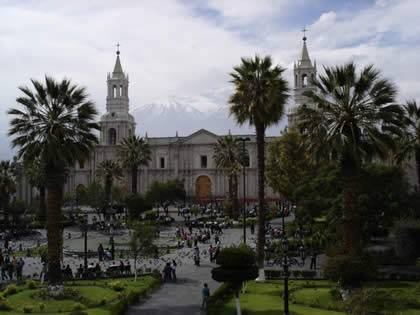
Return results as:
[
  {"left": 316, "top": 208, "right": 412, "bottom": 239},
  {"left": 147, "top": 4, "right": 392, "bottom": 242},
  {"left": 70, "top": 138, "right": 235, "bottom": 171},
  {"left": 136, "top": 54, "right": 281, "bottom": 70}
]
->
[{"left": 195, "top": 176, "right": 211, "bottom": 201}]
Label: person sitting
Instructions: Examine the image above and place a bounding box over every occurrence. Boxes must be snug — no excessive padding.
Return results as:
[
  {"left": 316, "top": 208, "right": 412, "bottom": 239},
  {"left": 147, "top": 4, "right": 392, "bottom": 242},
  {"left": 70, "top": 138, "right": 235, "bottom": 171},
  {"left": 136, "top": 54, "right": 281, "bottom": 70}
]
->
[
  {"left": 95, "top": 262, "right": 101, "bottom": 278},
  {"left": 64, "top": 264, "right": 73, "bottom": 280},
  {"left": 76, "top": 264, "right": 84, "bottom": 279},
  {"left": 119, "top": 261, "right": 125, "bottom": 275}
]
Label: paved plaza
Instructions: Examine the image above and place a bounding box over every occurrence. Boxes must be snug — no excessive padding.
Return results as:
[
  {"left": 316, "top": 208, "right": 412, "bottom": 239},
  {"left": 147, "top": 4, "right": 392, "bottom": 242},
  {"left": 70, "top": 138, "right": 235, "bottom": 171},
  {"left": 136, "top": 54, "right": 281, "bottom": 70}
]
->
[{"left": 0, "top": 212, "right": 328, "bottom": 314}]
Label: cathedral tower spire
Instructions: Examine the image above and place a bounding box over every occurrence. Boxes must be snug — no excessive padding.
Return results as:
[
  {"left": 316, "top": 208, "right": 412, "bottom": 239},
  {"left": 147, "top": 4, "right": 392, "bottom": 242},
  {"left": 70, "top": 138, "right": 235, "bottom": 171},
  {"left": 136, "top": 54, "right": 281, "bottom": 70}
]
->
[
  {"left": 287, "top": 31, "right": 317, "bottom": 127},
  {"left": 100, "top": 46, "right": 136, "bottom": 145}
]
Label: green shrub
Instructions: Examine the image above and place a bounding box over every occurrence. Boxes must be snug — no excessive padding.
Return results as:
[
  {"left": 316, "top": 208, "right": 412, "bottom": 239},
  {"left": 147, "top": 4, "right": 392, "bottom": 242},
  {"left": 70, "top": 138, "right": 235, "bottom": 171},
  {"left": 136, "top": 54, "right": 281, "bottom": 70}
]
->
[
  {"left": 264, "top": 269, "right": 283, "bottom": 279},
  {"left": 329, "top": 287, "right": 342, "bottom": 301},
  {"left": 26, "top": 280, "right": 37, "bottom": 289},
  {"left": 0, "top": 301, "right": 11, "bottom": 311},
  {"left": 3, "top": 284, "right": 18, "bottom": 296},
  {"left": 72, "top": 303, "right": 84, "bottom": 311},
  {"left": 39, "top": 303, "right": 46, "bottom": 312},
  {"left": 110, "top": 281, "right": 124, "bottom": 291},
  {"left": 343, "top": 288, "right": 390, "bottom": 314},
  {"left": 151, "top": 269, "right": 162, "bottom": 281},
  {"left": 292, "top": 270, "right": 301, "bottom": 278},
  {"left": 324, "top": 247, "right": 376, "bottom": 287},
  {"left": 394, "top": 219, "right": 420, "bottom": 258},
  {"left": 301, "top": 270, "right": 316, "bottom": 279},
  {"left": 99, "top": 298, "right": 107, "bottom": 306},
  {"left": 23, "top": 305, "right": 33, "bottom": 313}
]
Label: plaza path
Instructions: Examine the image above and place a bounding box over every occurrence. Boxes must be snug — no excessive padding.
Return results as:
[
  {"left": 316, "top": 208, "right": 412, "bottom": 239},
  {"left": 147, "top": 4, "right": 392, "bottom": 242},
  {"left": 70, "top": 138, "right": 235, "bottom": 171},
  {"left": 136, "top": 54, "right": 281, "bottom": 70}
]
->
[
  {"left": 126, "top": 217, "right": 254, "bottom": 315},
  {"left": 125, "top": 214, "right": 301, "bottom": 315}
]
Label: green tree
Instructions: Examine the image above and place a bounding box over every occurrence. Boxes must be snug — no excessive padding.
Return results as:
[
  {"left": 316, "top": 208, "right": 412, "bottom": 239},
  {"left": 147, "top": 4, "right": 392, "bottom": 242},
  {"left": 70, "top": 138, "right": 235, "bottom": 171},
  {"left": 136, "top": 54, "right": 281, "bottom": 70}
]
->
[
  {"left": 229, "top": 55, "right": 290, "bottom": 274},
  {"left": 83, "top": 181, "right": 105, "bottom": 217},
  {"left": 211, "top": 244, "right": 258, "bottom": 315},
  {"left": 125, "top": 193, "right": 153, "bottom": 220},
  {"left": 397, "top": 100, "right": 420, "bottom": 188},
  {"left": 0, "top": 160, "right": 18, "bottom": 229},
  {"left": 96, "top": 160, "right": 123, "bottom": 206},
  {"left": 266, "top": 128, "right": 313, "bottom": 202},
  {"left": 26, "top": 158, "right": 47, "bottom": 224},
  {"left": 147, "top": 179, "right": 186, "bottom": 215},
  {"left": 8, "top": 76, "right": 99, "bottom": 288},
  {"left": 10, "top": 199, "right": 26, "bottom": 231},
  {"left": 118, "top": 136, "right": 152, "bottom": 194},
  {"left": 297, "top": 63, "right": 404, "bottom": 253},
  {"left": 129, "top": 222, "right": 157, "bottom": 281},
  {"left": 213, "top": 135, "right": 242, "bottom": 219}
]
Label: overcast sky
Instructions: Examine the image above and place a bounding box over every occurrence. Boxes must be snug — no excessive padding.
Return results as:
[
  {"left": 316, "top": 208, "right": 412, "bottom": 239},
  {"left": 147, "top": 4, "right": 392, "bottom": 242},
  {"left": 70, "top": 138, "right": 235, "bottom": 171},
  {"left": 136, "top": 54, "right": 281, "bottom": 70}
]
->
[{"left": 1, "top": 0, "right": 419, "bottom": 159}]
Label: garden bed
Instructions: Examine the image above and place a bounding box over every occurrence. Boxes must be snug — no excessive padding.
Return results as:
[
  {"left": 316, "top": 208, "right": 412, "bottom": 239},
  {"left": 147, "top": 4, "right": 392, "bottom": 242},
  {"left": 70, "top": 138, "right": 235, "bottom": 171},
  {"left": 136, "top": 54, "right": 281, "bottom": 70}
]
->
[{"left": 0, "top": 275, "right": 161, "bottom": 315}]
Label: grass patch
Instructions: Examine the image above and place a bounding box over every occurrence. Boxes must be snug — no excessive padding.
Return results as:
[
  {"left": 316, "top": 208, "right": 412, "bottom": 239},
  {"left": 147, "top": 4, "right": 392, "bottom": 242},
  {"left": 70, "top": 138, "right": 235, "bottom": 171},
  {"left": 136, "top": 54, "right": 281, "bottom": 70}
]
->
[
  {"left": 208, "top": 280, "right": 420, "bottom": 315},
  {"left": 0, "top": 276, "right": 160, "bottom": 315}
]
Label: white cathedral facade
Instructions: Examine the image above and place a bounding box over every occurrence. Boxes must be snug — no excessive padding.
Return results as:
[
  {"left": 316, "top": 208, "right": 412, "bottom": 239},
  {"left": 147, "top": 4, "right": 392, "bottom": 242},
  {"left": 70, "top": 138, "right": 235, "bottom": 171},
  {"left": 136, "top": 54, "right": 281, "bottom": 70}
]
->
[{"left": 16, "top": 37, "right": 416, "bottom": 203}]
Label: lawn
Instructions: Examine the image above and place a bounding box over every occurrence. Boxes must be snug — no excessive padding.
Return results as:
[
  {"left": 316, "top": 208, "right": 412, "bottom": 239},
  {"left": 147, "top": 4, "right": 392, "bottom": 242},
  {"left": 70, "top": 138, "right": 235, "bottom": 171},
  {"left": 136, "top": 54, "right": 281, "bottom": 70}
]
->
[
  {"left": 0, "top": 276, "right": 161, "bottom": 315},
  {"left": 208, "top": 280, "right": 420, "bottom": 315}
]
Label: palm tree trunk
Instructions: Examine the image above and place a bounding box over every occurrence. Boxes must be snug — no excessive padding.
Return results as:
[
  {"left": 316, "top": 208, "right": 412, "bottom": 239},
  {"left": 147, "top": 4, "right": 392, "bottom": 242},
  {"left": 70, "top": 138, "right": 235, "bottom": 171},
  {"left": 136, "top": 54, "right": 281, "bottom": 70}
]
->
[
  {"left": 39, "top": 185, "right": 46, "bottom": 224},
  {"left": 46, "top": 166, "right": 64, "bottom": 287},
  {"left": 105, "top": 177, "right": 112, "bottom": 205},
  {"left": 341, "top": 156, "right": 361, "bottom": 254},
  {"left": 232, "top": 174, "right": 239, "bottom": 219},
  {"left": 415, "top": 149, "right": 420, "bottom": 189},
  {"left": 256, "top": 123, "right": 266, "bottom": 273},
  {"left": 131, "top": 166, "right": 138, "bottom": 194},
  {"left": 228, "top": 175, "right": 233, "bottom": 204}
]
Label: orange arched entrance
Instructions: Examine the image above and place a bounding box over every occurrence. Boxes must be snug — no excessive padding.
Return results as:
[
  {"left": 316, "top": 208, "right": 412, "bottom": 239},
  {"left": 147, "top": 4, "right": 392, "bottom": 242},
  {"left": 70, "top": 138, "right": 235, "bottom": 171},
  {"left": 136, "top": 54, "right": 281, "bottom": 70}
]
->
[{"left": 195, "top": 176, "right": 211, "bottom": 200}]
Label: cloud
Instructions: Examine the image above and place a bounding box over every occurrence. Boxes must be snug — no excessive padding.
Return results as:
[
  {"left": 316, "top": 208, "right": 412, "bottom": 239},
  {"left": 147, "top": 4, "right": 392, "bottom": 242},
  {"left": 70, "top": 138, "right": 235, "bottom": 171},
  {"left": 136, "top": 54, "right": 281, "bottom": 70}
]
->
[{"left": 0, "top": 0, "right": 419, "bottom": 160}]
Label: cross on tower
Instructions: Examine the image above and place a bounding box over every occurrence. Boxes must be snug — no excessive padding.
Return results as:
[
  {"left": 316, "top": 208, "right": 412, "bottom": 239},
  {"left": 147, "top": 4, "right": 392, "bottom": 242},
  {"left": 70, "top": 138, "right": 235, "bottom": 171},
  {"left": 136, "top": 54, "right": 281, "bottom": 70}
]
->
[
  {"left": 116, "top": 42, "right": 120, "bottom": 55},
  {"left": 302, "top": 27, "right": 308, "bottom": 41}
]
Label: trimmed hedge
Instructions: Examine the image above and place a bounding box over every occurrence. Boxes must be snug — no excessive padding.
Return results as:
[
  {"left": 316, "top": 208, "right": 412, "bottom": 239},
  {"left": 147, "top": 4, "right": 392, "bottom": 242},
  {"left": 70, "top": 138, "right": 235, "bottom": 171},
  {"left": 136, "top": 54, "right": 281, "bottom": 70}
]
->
[
  {"left": 265, "top": 269, "right": 317, "bottom": 280},
  {"left": 394, "top": 219, "right": 420, "bottom": 258}
]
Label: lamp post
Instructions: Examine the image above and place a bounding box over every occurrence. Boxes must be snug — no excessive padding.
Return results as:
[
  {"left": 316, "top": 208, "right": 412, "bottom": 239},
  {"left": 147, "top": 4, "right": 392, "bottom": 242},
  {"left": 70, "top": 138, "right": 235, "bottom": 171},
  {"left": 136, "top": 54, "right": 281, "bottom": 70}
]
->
[
  {"left": 238, "top": 137, "right": 250, "bottom": 244},
  {"left": 83, "top": 214, "right": 88, "bottom": 278},
  {"left": 280, "top": 208, "right": 305, "bottom": 315}
]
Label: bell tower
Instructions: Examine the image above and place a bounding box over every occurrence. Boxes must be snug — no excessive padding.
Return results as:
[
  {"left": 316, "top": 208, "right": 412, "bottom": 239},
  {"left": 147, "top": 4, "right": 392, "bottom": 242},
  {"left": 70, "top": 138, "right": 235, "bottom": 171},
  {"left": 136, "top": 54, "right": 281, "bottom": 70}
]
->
[
  {"left": 100, "top": 45, "right": 136, "bottom": 145},
  {"left": 288, "top": 31, "right": 317, "bottom": 127}
]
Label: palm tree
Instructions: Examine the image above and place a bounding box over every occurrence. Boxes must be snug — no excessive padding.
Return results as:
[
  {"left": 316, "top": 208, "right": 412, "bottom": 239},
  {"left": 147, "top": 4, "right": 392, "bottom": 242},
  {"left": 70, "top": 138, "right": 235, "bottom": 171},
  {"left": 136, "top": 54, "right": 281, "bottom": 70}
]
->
[
  {"left": 229, "top": 55, "right": 290, "bottom": 277},
  {"left": 0, "top": 160, "right": 17, "bottom": 229},
  {"left": 8, "top": 76, "right": 99, "bottom": 288},
  {"left": 26, "top": 158, "right": 47, "bottom": 224},
  {"left": 297, "top": 62, "right": 404, "bottom": 254},
  {"left": 117, "top": 136, "right": 152, "bottom": 194},
  {"left": 96, "top": 159, "right": 123, "bottom": 206},
  {"left": 397, "top": 100, "right": 420, "bottom": 188},
  {"left": 213, "top": 135, "right": 242, "bottom": 219}
]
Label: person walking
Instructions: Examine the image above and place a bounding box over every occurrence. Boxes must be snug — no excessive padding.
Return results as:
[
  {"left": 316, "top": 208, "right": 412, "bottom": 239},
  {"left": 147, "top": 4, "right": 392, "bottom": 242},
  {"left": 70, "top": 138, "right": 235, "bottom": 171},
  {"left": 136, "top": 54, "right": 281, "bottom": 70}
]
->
[
  {"left": 170, "top": 260, "right": 177, "bottom": 282},
  {"left": 98, "top": 243, "right": 104, "bottom": 261},
  {"left": 201, "top": 283, "right": 210, "bottom": 310},
  {"left": 310, "top": 251, "right": 317, "bottom": 270},
  {"left": 163, "top": 262, "right": 172, "bottom": 282}
]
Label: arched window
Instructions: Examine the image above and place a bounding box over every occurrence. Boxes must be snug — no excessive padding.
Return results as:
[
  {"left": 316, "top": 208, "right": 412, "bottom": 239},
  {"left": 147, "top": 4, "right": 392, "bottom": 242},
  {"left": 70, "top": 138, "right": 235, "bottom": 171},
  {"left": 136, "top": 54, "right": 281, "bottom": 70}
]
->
[
  {"left": 79, "top": 160, "right": 85, "bottom": 169},
  {"left": 120, "top": 85, "right": 123, "bottom": 96},
  {"left": 113, "top": 85, "right": 117, "bottom": 98},
  {"left": 128, "top": 129, "right": 131, "bottom": 137},
  {"left": 302, "top": 74, "right": 308, "bottom": 87},
  {"left": 108, "top": 128, "right": 116, "bottom": 145}
]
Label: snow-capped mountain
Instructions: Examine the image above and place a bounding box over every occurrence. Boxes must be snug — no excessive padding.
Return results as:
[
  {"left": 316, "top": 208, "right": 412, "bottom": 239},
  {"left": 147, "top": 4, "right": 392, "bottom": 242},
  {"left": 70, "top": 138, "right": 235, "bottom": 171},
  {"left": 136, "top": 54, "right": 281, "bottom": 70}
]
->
[{"left": 131, "top": 100, "right": 287, "bottom": 138}]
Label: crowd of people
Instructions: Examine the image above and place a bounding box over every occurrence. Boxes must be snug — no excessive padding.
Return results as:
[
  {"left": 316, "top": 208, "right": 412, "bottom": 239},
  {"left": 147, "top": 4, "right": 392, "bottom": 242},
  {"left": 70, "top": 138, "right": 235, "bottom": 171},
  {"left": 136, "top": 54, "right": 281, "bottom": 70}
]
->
[{"left": 0, "top": 251, "right": 25, "bottom": 281}]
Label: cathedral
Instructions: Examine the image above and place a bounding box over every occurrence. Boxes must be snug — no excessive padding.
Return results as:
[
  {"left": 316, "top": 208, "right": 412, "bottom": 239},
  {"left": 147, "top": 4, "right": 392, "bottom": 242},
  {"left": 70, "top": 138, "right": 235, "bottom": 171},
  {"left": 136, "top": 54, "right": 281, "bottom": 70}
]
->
[{"left": 16, "top": 36, "right": 415, "bottom": 203}]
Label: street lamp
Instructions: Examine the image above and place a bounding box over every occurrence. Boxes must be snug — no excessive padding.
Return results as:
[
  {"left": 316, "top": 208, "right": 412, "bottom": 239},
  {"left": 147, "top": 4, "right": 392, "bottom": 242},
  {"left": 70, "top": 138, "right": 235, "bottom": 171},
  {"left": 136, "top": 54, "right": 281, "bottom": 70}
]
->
[
  {"left": 238, "top": 137, "right": 250, "bottom": 244},
  {"left": 82, "top": 214, "right": 88, "bottom": 278},
  {"left": 280, "top": 207, "right": 305, "bottom": 315}
]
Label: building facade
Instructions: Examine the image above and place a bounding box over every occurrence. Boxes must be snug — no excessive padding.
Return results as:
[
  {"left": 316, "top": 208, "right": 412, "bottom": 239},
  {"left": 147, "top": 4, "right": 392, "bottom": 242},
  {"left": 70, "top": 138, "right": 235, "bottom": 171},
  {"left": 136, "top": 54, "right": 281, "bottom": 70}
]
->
[{"left": 16, "top": 36, "right": 417, "bottom": 203}]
